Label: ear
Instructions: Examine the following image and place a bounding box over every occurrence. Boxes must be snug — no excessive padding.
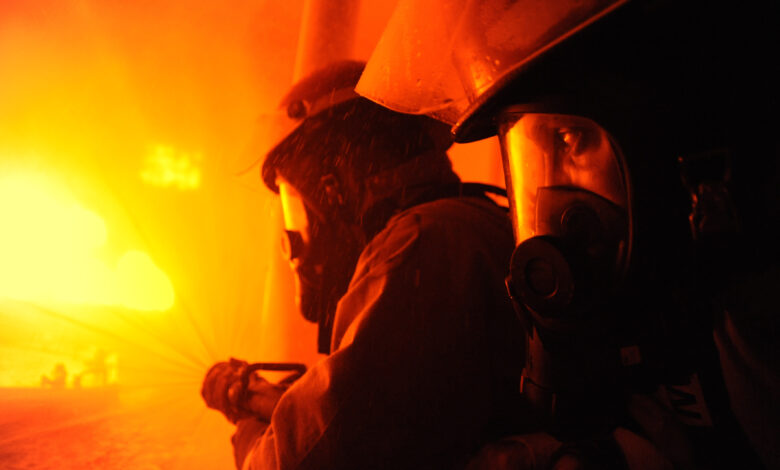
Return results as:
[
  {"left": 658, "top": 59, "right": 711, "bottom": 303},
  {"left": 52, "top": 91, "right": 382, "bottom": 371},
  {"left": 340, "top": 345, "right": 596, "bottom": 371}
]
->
[
  {"left": 320, "top": 174, "right": 344, "bottom": 208},
  {"left": 320, "top": 172, "right": 363, "bottom": 226}
]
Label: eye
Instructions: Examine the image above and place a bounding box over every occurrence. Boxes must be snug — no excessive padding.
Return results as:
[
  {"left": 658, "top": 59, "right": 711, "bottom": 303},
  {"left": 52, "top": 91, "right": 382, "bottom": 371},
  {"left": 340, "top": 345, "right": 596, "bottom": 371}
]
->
[
  {"left": 556, "top": 127, "right": 595, "bottom": 162},
  {"left": 557, "top": 127, "right": 582, "bottom": 153}
]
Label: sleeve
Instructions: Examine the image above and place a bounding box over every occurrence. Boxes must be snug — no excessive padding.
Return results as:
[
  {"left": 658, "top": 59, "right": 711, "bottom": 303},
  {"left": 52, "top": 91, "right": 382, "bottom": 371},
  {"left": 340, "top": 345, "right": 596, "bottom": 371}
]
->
[{"left": 238, "top": 208, "right": 505, "bottom": 470}]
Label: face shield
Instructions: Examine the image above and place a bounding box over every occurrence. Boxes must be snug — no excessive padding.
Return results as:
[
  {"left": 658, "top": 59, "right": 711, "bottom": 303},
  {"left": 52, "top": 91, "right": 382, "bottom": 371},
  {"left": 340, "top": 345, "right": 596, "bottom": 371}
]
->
[
  {"left": 278, "top": 179, "right": 312, "bottom": 263},
  {"left": 499, "top": 111, "right": 631, "bottom": 319}
]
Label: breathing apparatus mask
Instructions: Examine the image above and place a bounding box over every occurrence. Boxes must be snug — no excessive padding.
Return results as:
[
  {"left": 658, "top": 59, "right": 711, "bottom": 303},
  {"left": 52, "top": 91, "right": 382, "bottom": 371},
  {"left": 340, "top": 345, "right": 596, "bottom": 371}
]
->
[
  {"left": 277, "top": 176, "right": 356, "bottom": 320},
  {"left": 495, "top": 110, "right": 632, "bottom": 432},
  {"left": 500, "top": 111, "right": 630, "bottom": 326},
  {"left": 278, "top": 178, "right": 320, "bottom": 319},
  {"left": 275, "top": 171, "right": 363, "bottom": 353}
]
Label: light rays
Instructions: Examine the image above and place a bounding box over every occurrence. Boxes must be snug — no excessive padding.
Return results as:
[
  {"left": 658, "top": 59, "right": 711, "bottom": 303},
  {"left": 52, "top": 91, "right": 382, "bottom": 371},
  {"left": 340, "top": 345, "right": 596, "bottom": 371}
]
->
[
  {"left": 22, "top": 302, "right": 204, "bottom": 376},
  {"left": 89, "top": 165, "right": 223, "bottom": 365},
  {"left": 0, "top": 0, "right": 313, "bottom": 468}
]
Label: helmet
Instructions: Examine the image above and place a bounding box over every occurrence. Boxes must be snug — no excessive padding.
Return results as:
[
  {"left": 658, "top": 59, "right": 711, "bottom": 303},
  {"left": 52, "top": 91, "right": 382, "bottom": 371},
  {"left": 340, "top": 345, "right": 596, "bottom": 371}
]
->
[{"left": 259, "top": 60, "right": 365, "bottom": 192}]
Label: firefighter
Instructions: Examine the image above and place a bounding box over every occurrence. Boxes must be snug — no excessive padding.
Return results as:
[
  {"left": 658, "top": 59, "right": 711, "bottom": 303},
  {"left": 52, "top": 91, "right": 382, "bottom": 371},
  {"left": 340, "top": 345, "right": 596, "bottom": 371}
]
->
[
  {"left": 203, "top": 60, "right": 527, "bottom": 469},
  {"left": 357, "top": 0, "right": 779, "bottom": 468}
]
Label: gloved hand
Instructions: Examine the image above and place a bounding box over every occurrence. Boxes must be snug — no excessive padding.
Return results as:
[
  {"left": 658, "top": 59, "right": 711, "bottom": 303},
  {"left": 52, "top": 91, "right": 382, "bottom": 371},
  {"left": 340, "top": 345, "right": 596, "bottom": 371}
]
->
[
  {"left": 202, "top": 358, "right": 253, "bottom": 423},
  {"left": 202, "top": 358, "right": 299, "bottom": 423}
]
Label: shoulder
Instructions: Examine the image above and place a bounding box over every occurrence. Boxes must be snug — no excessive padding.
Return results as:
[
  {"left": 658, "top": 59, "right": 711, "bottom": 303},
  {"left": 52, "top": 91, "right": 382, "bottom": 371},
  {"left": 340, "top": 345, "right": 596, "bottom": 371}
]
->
[
  {"left": 334, "top": 196, "right": 516, "bottom": 349},
  {"left": 386, "top": 196, "right": 510, "bottom": 242},
  {"left": 388, "top": 196, "right": 513, "bottom": 254},
  {"left": 356, "top": 197, "right": 513, "bottom": 277}
]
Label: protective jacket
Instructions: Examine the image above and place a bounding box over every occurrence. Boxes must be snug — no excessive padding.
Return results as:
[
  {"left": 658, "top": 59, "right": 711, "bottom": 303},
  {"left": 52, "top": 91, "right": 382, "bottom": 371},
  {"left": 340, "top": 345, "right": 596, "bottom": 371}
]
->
[{"left": 234, "top": 194, "right": 525, "bottom": 469}]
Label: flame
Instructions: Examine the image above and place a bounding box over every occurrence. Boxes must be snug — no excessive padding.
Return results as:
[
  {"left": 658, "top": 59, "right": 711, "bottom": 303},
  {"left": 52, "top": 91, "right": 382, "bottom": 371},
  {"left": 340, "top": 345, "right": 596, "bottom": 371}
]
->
[
  {"left": 0, "top": 173, "right": 174, "bottom": 311},
  {"left": 140, "top": 145, "right": 202, "bottom": 190}
]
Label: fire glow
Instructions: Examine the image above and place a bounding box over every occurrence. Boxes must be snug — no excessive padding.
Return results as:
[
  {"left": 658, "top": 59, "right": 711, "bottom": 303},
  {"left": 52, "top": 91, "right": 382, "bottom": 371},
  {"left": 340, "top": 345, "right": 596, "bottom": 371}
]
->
[
  {"left": 141, "top": 145, "right": 202, "bottom": 190},
  {"left": 0, "top": 173, "right": 174, "bottom": 311}
]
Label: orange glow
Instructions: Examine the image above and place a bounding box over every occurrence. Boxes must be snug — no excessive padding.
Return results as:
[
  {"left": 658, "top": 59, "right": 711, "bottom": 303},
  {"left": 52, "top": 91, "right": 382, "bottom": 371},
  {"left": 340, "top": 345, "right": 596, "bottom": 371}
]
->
[
  {"left": 0, "top": 1, "right": 314, "bottom": 466},
  {"left": 141, "top": 145, "right": 202, "bottom": 190},
  {"left": 116, "top": 250, "right": 175, "bottom": 310},
  {"left": 0, "top": 173, "right": 174, "bottom": 310}
]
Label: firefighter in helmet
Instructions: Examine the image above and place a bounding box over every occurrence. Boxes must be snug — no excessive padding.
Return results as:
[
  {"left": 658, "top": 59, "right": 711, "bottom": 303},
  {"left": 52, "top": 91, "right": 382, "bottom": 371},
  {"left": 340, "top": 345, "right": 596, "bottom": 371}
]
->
[
  {"left": 202, "top": 60, "right": 527, "bottom": 469},
  {"left": 358, "top": 0, "right": 779, "bottom": 468}
]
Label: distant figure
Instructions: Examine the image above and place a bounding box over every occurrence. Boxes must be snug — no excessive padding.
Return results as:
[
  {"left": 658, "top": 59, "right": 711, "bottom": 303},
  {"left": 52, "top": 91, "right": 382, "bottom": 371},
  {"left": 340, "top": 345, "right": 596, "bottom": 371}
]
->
[
  {"left": 79, "top": 348, "right": 109, "bottom": 387},
  {"left": 40, "top": 362, "right": 67, "bottom": 389}
]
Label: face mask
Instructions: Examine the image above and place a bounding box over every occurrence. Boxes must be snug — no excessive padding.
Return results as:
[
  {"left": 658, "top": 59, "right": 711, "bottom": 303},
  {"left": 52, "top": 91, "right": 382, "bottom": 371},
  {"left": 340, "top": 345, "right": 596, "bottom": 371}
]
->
[
  {"left": 278, "top": 178, "right": 362, "bottom": 351},
  {"left": 497, "top": 111, "right": 634, "bottom": 431},
  {"left": 498, "top": 112, "right": 631, "bottom": 323}
]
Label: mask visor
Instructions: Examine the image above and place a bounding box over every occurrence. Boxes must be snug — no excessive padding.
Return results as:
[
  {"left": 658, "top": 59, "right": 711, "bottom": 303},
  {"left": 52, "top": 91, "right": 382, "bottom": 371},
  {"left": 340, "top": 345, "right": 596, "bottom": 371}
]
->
[
  {"left": 278, "top": 178, "right": 311, "bottom": 261},
  {"left": 498, "top": 112, "right": 629, "bottom": 244}
]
